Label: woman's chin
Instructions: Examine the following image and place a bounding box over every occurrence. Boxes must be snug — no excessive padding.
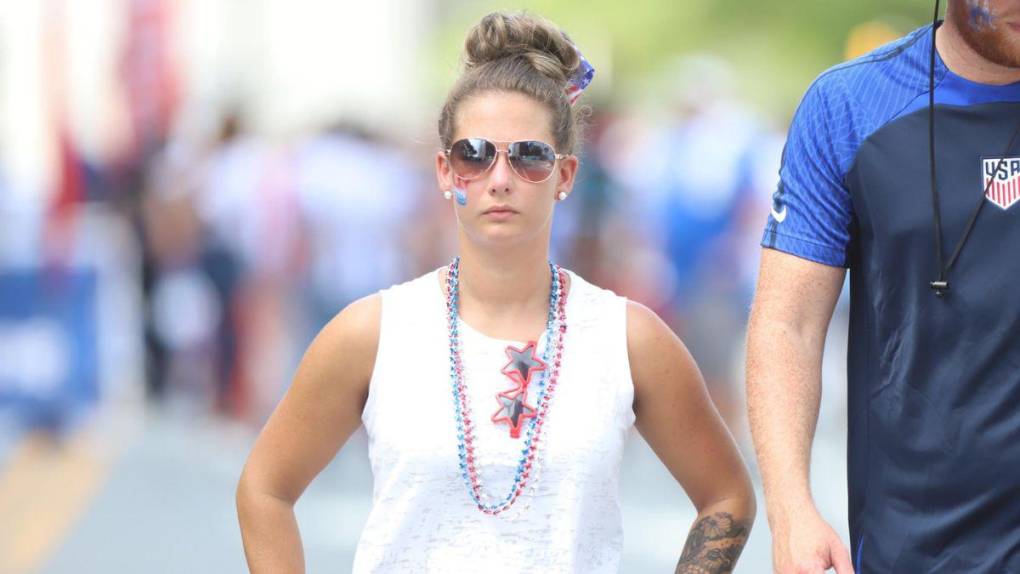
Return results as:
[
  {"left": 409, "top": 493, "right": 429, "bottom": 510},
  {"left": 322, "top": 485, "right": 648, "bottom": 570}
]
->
[{"left": 463, "top": 223, "right": 540, "bottom": 247}]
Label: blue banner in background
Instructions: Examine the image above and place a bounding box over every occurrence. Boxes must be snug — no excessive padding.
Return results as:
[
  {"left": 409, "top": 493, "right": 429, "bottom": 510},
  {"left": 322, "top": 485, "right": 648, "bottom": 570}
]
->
[{"left": 0, "top": 269, "right": 99, "bottom": 428}]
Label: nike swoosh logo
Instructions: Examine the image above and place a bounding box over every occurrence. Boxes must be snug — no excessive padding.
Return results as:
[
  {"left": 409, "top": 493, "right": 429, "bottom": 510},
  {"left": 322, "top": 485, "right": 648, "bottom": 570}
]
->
[{"left": 771, "top": 205, "right": 787, "bottom": 222}]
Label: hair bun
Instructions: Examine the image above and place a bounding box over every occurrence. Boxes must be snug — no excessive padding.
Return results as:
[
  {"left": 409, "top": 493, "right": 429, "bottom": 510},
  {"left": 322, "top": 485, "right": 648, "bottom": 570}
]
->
[{"left": 464, "top": 12, "right": 580, "bottom": 84}]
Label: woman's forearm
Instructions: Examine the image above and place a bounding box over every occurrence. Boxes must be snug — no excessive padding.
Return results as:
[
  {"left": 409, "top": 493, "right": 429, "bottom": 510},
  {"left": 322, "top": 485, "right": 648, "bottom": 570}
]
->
[
  {"left": 674, "top": 498, "right": 753, "bottom": 574},
  {"left": 237, "top": 484, "right": 305, "bottom": 574}
]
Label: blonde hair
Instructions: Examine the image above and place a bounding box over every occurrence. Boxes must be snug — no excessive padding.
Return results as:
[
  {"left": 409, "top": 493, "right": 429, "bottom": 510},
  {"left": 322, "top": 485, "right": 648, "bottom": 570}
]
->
[{"left": 439, "top": 11, "right": 585, "bottom": 154}]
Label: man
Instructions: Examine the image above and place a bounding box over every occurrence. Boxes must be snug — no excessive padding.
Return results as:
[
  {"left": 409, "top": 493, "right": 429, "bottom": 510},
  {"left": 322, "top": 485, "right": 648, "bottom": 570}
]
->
[{"left": 747, "top": 1, "right": 1020, "bottom": 572}]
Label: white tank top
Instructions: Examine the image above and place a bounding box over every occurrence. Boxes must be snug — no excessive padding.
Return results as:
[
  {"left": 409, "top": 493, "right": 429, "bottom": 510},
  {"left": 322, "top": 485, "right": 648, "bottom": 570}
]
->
[{"left": 352, "top": 268, "right": 636, "bottom": 574}]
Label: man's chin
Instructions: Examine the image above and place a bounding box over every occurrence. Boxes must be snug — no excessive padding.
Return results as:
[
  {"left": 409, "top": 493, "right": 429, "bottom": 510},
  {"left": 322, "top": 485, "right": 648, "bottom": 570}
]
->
[
  {"left": 952, "top": 7, "right": 1020, "bottom": 70},
  {"left": 969, "top": 31, "right": 1020, "bottom": 70}
]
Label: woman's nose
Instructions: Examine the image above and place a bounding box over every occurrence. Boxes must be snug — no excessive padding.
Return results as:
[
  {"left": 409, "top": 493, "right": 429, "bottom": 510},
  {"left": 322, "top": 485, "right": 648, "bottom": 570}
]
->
[{"left": 487, "top": 150, "right": 513, "bottom": 191}]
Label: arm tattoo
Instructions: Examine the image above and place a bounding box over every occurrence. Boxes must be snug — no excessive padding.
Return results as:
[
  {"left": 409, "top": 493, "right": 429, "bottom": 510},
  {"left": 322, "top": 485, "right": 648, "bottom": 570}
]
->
[{"left": 674, "top": 512, "right": 749, "bottom": 574}]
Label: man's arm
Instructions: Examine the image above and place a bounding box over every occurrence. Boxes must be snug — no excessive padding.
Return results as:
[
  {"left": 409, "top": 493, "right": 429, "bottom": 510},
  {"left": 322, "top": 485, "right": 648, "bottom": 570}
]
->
[{"left": 746, "top": 248, "right": 852, "bottom": 574}]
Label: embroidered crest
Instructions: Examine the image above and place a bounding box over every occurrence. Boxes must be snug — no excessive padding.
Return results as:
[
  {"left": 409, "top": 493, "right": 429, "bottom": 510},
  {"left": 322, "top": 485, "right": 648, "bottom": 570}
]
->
[{"left": 983, "top": 156, "right": 1020, "bottom": 210}]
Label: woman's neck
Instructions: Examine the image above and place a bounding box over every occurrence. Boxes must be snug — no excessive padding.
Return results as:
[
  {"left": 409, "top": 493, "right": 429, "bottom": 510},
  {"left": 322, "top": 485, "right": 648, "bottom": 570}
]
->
[{"left": 453, "top": 234, "right": 554, "bottom": 340}]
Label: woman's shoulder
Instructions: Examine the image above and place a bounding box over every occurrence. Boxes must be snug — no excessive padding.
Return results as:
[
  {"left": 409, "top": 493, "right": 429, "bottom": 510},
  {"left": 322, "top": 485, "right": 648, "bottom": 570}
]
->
[
  {"left": 316, "top": 293, "right": 383, "bottom": 365},
  {"left": 563, "top": 270, "right": 676, "bottom": 354},
  {"left": 336, "top": 292, "right": 382, "bottom": 332},
  {"left": 290, "top": 292, "right": 382, "bottom": 407},
  {"left": 623, "top": 299, "right": 669, "bottom": 348}
]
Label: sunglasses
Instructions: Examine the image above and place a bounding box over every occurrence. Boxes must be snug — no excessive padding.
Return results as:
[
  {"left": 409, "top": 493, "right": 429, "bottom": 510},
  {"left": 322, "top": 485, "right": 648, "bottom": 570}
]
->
[{"left": 445, "top": 138, "right": 567, "bottom": 184}]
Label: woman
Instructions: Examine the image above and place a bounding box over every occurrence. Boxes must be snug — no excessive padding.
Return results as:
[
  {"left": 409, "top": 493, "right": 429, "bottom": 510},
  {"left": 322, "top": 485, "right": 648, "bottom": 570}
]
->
[{"left": 236, "top": 11, "right": 755, "bottom": 573}]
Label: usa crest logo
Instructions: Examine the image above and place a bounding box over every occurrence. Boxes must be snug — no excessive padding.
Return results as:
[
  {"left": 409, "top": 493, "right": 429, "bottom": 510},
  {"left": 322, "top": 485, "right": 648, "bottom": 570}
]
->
[{"left": 983, "top": 157, "right": 1020, "bottom": 210}]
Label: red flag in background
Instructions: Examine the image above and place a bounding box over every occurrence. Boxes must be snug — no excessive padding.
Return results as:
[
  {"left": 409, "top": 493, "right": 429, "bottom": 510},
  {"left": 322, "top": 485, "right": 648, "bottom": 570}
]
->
[
  {"left": 120, "top": 0, "right": 181, "bottom": 163},
  {"left": 41, "top": 0, "right": 84, "bottom": 269}
]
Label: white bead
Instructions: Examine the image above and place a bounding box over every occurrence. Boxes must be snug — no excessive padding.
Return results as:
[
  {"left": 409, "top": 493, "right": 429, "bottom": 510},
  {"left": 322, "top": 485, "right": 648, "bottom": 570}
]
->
[
  {"left": 557, "top": 191, "right": 567, "bottom": 201},
  {"left": 444, "top": 190, "right": 453, "bottom": 200}
]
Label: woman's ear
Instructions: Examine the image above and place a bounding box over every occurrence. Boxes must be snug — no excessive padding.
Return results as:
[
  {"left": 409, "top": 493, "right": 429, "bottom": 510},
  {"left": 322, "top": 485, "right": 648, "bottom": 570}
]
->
[
  {"left": 436, "top": 150, "right": 454, "bottom": 195},
  {"left": 555, "top": 155, "right": 580, "bottom": 199}
]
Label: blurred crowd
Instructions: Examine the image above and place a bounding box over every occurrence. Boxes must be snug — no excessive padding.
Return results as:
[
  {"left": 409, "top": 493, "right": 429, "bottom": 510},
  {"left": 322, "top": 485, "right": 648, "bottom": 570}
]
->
[
  {"left": 12, "top": 7, "right": 923, "bottom": 485},
  {"left": 0, "top": 3, "right": 903, "bottom": 571},
  {"left": 0, "top": 58, "right": 787, "bottom": 447}
]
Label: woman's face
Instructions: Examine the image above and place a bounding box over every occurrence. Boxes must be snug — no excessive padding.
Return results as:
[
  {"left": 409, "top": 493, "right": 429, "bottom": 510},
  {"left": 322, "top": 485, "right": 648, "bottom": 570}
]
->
[{"left": 436, "top": 90, "right": 578, "bottom": 248}]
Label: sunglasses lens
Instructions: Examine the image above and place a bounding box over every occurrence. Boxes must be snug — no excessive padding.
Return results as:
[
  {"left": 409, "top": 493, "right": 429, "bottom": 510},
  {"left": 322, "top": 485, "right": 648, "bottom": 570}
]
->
[
  {"left": 449, "top": 138, "right": 494, "bottom": 180},
  {"left": 509, "top": 141, "right": 558, "bottom": 182}
]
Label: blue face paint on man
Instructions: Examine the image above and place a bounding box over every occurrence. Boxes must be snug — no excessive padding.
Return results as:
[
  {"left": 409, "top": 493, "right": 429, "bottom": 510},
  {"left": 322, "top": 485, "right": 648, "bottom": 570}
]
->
[
  {"left": 967, "top": 0, "right": 995, "bottom": 29},
  {"left": 951, "top": 0, "right": 1020, "bottom": 69}
]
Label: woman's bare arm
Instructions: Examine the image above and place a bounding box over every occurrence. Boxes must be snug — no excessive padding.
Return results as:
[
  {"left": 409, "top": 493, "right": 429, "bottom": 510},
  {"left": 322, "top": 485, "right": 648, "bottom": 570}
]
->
[
  {"left": 627, "top": 301, "right": 756, "bottom": 574},
  {"left": 236, "top": 293, "right": 380, "bottom": 573}
]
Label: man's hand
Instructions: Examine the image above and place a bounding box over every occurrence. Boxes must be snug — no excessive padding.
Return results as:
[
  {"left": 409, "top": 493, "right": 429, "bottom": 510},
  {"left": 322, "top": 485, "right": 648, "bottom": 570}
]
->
[{"left": 770, "top": 506, "right": 854, "bottom": 574}]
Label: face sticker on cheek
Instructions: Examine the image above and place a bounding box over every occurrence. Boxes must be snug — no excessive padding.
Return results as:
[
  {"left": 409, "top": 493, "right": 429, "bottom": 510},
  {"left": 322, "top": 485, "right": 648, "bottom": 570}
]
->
[{"left": 454, "top": 187, "right": 468, "bottom": 206}]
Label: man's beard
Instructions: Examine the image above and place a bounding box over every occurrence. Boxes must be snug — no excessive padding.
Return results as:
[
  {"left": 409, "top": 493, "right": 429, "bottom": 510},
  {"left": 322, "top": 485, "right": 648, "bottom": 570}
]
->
[{"left": 950, "top": 2, "right": 1020, "bottom": 69}]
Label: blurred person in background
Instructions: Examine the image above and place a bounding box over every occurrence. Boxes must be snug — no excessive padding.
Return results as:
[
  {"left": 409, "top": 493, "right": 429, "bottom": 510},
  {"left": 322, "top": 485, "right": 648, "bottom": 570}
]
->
[
  {"left": 237, "top": 10, "right": 754, "bottom": 574},
  {"left": 654, "top": 57, "right": 769, "bottom": 431},
  {"left": 195, "top": 111, "right": 308, "bottom": 422},
  {"left": 140, "top": 116, "right": 244, "bottom": 415},
  {"left": 748, "top": 0, "right": 1020, "bottom": 572},
  {"left": 291, "top": 122, "right": 423, "bottom": 335},
  {"left": 608, "top": 57, "right": 775, "bottom": 434}
]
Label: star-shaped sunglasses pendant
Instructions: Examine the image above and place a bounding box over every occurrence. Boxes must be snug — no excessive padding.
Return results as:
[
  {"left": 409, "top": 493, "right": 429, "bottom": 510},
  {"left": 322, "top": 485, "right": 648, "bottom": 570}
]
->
[
  {"left": 492, "top": 389, "right": 537, "bottom": 439},
  {"left": 492, "top": 341, "right": 545, "bottom": 439},
  {"left": 501, "top": 341, "right": 546, "bottom": 388}
]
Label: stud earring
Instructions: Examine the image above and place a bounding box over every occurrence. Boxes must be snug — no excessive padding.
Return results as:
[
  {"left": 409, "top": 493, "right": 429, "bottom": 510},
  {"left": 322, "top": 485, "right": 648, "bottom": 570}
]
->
[
  {"left": 444, "top": 190, "right": 453, "bottom": 200},
  {"left": 558, "top": 191, "right": 568, "bottom": 201}
]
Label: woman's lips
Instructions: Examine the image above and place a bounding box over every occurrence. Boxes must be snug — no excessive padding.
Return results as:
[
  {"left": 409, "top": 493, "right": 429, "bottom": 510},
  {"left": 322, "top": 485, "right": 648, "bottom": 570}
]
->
[{"left": 483, "top": 206, "right": 518, "bottom": 220}]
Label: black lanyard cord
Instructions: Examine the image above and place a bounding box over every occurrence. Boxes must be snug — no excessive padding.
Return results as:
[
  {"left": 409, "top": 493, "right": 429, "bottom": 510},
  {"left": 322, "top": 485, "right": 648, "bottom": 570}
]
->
[
  {"left": 929, "top": 0, "right": 946, "bottom": 294},
  {"left": 928, "top": 1, "right": 1020, "bottom": 297}
]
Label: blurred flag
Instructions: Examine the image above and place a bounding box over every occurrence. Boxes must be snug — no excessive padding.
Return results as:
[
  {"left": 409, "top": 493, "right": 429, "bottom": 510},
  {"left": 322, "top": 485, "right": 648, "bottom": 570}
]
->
[{"left": 120, "top": 0, "right": 181, "bottom": 161}]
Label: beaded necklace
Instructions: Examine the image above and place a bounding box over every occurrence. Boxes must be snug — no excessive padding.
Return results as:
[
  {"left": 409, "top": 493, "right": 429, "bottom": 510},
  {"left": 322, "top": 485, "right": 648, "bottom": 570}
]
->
[{"left": 444, "top": 257, "right": 568, "bottom": 515}]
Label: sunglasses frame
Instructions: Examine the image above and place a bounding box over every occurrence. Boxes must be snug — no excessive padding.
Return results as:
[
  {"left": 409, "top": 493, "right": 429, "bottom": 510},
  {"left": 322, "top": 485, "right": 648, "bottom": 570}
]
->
[{"left": 444, "top": 137, "right": 569, "bottom": 184}]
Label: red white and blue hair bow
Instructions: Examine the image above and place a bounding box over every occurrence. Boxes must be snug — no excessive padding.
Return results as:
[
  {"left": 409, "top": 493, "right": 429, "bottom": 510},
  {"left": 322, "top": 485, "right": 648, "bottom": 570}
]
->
[{"left": 565, "top": 45, "right": 595, "bottom": 105}]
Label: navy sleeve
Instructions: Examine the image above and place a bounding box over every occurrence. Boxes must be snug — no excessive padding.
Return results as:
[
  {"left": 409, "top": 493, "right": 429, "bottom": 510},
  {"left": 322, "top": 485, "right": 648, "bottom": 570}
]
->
[{"left": 762, "top": 74, "right": 858, "bottom": 268}]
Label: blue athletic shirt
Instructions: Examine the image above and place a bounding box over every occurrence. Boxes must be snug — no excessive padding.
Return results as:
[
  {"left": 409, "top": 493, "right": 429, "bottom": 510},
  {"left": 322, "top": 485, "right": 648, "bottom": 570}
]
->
[{"left": 762, "top": 24, "right": 1020, "bottom": 573}]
